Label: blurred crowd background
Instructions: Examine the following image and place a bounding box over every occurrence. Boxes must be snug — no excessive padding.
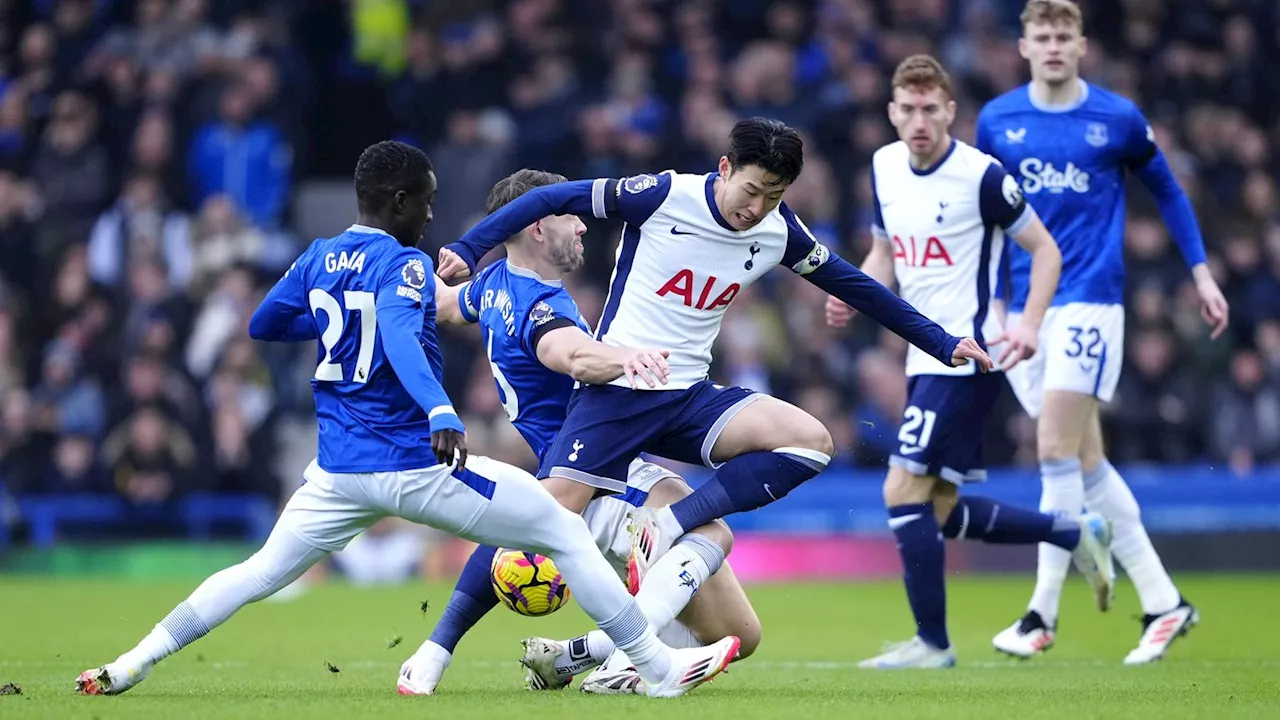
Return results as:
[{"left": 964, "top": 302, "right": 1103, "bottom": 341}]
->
[{"left": 1, "top": 0, "right": 1278, "bottom": 525}]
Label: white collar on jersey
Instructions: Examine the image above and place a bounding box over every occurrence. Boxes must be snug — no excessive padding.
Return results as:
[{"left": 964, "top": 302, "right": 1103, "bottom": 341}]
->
[
  {"left": 1027, "top": 78, "right": 1089, "bottom": 113},
  {"left": 346, "top": 224, "right": 393, "bottom": 238},
  {"left": 506, "top": 261, "right": 564, "bottom": 287}
]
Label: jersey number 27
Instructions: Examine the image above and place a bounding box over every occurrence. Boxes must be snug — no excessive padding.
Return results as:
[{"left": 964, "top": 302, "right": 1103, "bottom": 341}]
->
[{"left": 310, "top": 288, "right": 377, "bottom": 383}]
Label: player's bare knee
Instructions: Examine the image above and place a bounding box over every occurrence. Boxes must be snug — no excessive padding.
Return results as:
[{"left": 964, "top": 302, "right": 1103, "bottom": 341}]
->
[
  {"left": 692, "top": 518, "right": 734, "bottom": 556},
  {"left": 882, "top": 466, "right": 933, "bottom": 506},
  {"left": 781, "top": 414, "right": 834, "bottom": 458},
  {"left": 930, "top": 482, "right": 958, "bottom": 524},
  {"left": 736, "top": 616, "right": 763, "bottom": 659},
  {"left": 542, "top": 475, "right": 595, "bottom": 514}
]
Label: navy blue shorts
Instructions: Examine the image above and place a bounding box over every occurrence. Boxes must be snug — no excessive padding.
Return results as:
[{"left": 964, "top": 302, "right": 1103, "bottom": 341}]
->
[
  {"left": 537, "top": 380, "right": 761, "bottom": 494},
  {"left": 888, "top": 372, "right": 1003, "bottom": 484}
]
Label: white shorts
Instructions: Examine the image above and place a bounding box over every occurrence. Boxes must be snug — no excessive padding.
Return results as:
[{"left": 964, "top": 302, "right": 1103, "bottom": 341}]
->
[
  {"left": 1005, "top": 303, "right": 1124, "bottom": 418},
  {"left": 281, "top": 456, "right": 592, "bottom": 558},
  {"left": 582, "top": 459, "right": 676, "bottom": 578}
]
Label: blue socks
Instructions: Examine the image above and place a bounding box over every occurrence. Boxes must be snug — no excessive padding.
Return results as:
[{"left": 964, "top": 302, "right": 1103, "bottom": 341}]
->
[
  {"left": 669, "top": 450, "right": 827, "bottom": 532},
  {"left": 889, "top": 502, "right": 949, "bottom": 650},
  {"left": 942, "top": 496, "right": 1080, "bottom": 550},
  {"left": 428, "top": 544, "right": 499, "bottom": 653}
]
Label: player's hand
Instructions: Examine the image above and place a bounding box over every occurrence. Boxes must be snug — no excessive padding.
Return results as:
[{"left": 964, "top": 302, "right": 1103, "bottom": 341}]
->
[
  {"left": 1196, "top": 275, "right": 1230, "bottom": 340},
  {"left": 988, "top": 322, "right": 1039, "bottom": 371},
  {"left": 951, "top": 337, "right": 995, "bottom": 373},
  {"left": 825, "top": 296, "right": 856, "bottom": 328},
  {"left": 622, "top": 348, "right": 671, "bottom": 389},
  {"left": 436, "top": 247, "right": 471, "bottom": 282},
  {"left": 431, "top": 429, "right": 468, "bottom": 470}
]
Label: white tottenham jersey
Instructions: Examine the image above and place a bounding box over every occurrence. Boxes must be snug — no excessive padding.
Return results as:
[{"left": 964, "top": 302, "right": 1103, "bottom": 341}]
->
[
  {"left": 587, "top": 171, "right": 830, "bottom": 389},
  {"left": 871, "top": 139, "right": 1034, "bottom": 377}
]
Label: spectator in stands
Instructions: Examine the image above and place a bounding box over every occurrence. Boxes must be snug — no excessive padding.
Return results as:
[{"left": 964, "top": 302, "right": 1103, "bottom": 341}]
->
[
  {"left": 425, "top": 109, "right": 513, "bottom": 248},
  {"left": 29, "top": 338, "right": 106, "bottom": 439},
  {"left": 1109, "top": 328, "right": 1202, "bottom": 464},
  {"left": 101, "top": 403, "right": 196, "bottom": 505},
  {"left": 41, "top": 431, "right": 110, "bottom": 494},
  {"left": 1211, "top": 349, "right": 1280, "bottom": 476},
  {"left": 108, "top": 350, "right": 199, "bottom": 435},
  {"left": 187, "top": 81, "right": 291, "bottom": 229},
  {"left": 0, "top": 389, "right": 42, "bottom": 494},
  {"left": 87, "top": 171, "right": 193, "bottom": 291},
  {"left": 31, "top": 89, "right": 113, "bottom": 265}
]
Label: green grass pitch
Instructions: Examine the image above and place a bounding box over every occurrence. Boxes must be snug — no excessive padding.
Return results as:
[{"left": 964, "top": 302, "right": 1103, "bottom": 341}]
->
[{"left": 1, "top": 574, "right": 1277, "bottom": 719}]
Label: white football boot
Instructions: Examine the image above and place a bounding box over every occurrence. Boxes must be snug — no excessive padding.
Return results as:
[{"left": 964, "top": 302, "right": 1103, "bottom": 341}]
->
[
  {"left": 858, "top": 636, "right": 956, "bottom": 669},
  {"left": 519, "top": 637, "right": 579, "bottom": 690},
  {"left": 396, "top": 641, "right": 451, "bottom": 695},
  {"left": 625, "top": 507, "right": 670, "bottom": 595},
  {"left": 75, "top": 660, "right": 151, "bottom": 695},
  {"left": 1124, "top": 601, "right": 1199, "bottom": 665},
  {"left": 638, "top": 636, "right": 739, "bottom": 698},
  {"left": 1071, "top": 512, "right": 1116, "bottom": 612},
  {"left": 580, "top": 649, "right": 643, "bottom": 695},
  {"left": 992, "top": 610, "right": 1055, "bottom": 658}
]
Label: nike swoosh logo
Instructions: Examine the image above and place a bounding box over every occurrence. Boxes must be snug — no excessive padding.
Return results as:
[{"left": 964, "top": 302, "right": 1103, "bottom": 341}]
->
[{"left": 670, "top": 226, "right": 695, "bottom": 235}]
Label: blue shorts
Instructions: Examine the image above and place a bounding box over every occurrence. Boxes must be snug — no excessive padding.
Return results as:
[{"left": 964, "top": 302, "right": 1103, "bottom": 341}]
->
[
  {"left": 537, "top": 380, "right": 761, "bottom": 494},
  {"left": 888, "top": 372, "right": 1003, "bottom": 484}
]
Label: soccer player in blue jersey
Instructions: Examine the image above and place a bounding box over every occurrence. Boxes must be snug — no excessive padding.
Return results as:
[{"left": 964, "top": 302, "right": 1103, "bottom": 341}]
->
[
  {"left": 398, "top": 169, "right": 761, "bottom": 696},
  {"left": 976, "top": 0, "right": 1229, "bottom": 664},
  {"left": 75, "top": 142, "right": 738, "bottom": 699},
  {"left": 436, "top": 119, "right": 994, "bottom": 595}
]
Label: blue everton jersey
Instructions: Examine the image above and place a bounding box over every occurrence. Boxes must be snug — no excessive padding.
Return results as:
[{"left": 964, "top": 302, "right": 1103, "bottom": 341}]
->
[
  {"left": 977, "top": 80, "right": 1159, "bottom": 311},
  {"left": 255, "top": 225, "right": 453, "bottom": 473},
  {"left": 459, "top": 260, "right": 590, "bottom": 463}
]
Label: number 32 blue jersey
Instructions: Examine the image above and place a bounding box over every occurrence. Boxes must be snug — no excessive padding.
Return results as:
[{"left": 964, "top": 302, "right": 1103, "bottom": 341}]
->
[
  {"left": 251, "top": 225, "right": 461, "bottom": 474},
  {"left": 977, "top": 80, "right": 1206, "bottom": 312}
]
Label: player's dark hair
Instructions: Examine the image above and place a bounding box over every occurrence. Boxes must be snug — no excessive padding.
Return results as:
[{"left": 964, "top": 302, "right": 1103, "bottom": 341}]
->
[
  {"left": 726, "top": 117, "right": 804, "bottom": 187},
  {"left": 353, "top": 140, "right": 434, "bottom": 211},
  {"left": 486, "top": 169, "right": 568, "bottom": 214}
]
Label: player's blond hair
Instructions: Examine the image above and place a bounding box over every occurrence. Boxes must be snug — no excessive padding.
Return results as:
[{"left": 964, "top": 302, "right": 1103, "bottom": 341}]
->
[
  {"left": 1020, "top": 0, "right": 1083, "bottom": 30},
  {"left": 891, "top": 55, "right": 953, "bottom": 100}
]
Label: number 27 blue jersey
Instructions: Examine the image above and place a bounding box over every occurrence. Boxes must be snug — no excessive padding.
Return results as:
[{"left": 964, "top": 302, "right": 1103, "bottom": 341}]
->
[{"left": 252, "top": 225, "right": 455, "bottom": 473}]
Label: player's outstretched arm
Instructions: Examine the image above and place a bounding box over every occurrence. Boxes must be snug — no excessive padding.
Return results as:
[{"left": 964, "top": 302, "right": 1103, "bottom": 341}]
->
[
  {"left": 825, "top": 235, "right": 895, "bottom": 328},
  {"left": 433, "top": 274, "right": 470, "bottom": 327},
  {"left": 377, "top": 254, "right": 467, "bottom": 468},
  {"left": 442, "top": 180, "right": 599, "bottom": 276},
  {"left": 248, "top": 261, "right": 318, "bottom": 342},
  {"left": 1127, "top": 116, "right": 1228, "bottom": 338},
  {"left": 535, "top": 326, "right": 670, "bottom": 388},
  {"left": 805, "top": 254, "right": 991, "bottom": 371},
  {"left": 989, "top": 214, "right": 1061, "bottom": 369}
]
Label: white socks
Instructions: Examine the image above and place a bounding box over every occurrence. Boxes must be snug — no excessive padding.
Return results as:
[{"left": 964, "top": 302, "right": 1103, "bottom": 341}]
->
[
  {"left": 554, "top": 534, "right": 726, "bottom": 676},
  {"left": 119, "top": 524, "right": 327, "bottom": 670},
  {"left": 1028, "top": 457, "right": 1084, "bottom": 627},
  {"left": 1084, "top": 459, "right": 1180, "bottom": 615}
]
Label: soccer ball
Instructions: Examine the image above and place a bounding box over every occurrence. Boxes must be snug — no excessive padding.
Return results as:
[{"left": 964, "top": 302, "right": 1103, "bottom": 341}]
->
[{"left": 491, "top": 548, "right": 572, "bottom": 616}]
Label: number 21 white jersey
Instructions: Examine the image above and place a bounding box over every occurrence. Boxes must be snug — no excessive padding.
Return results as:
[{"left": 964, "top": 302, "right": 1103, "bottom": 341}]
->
[{"left": 871, "top": 139, "right": 1034, "bottom": 377}]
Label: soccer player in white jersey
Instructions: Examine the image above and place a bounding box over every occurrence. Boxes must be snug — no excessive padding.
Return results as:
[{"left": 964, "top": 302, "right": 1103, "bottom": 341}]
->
[
  {"left": 74, "top": 142, "right": 737, "bottom": 699},
  {"left": 402, "top": 170, "right": 761, "bottom": 696},
  {"left": 974, "top": 0, "right": 1229, "bottom": 664},
  {"left": 826, "top": 55, "right": 1114, "bottom": 669},
  {"left": 438, "top": 119, "right": 994, "bottom": 621}
]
